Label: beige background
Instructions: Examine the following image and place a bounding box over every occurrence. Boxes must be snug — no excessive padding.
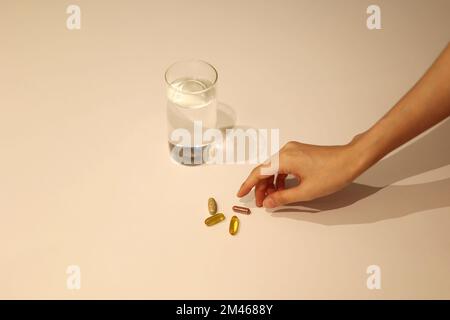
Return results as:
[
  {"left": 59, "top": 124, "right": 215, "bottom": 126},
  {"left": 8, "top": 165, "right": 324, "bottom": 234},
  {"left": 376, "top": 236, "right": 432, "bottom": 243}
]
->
[{"left": 1, "top": 0, "right": 449, "bottom": 299}]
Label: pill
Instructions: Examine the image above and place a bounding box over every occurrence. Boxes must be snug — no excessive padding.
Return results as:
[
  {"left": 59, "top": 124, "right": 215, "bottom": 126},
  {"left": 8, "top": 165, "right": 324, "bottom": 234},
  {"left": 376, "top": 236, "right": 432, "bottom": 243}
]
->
[
  {"left": 208, "top": 197, "right": 217, "bottom": 215},
  {"left": 205, "top": 213, "right": 225, "bottom": 226},
  {"left": 232, "top": 205, "right": 251, "bottom": 215},
  {"left": 229, "top": 215, "right": 239, "bottom": 236}
]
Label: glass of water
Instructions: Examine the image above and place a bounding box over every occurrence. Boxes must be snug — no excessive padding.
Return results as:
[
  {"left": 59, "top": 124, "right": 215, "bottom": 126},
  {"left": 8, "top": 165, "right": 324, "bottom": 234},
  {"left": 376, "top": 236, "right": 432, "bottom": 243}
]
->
[{"left": 165, "top": 60, "right": 218, "bottom": 165}]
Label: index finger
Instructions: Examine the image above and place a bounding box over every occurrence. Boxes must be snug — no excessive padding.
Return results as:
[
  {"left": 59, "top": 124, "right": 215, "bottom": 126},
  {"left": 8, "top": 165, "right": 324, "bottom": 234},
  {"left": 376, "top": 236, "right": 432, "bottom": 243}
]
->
[{"left": 237, "top": 165, "right": 274, "bottom": 197}]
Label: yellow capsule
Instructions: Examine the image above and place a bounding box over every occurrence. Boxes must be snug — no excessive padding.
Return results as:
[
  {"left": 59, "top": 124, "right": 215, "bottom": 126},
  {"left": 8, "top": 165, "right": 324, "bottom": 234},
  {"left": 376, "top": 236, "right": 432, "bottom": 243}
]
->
[
  {"left": 229, "top": 215, "right": 239, "bottom": 236},
  {"left": 205, "top": 213, "right": 225, "bottom": 226},
  {"left": 208, "top": 197, "right": 217, "bottom": 215}
]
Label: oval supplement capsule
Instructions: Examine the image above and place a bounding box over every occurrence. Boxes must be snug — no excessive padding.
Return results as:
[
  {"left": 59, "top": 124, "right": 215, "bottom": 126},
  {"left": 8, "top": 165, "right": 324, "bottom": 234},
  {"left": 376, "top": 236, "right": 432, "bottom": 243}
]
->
[
  {"left": 229, "top": 215, "right": 239, "bottom": 236},
  {"left": 208, "top": 198, "right": 217, "bottom": 215},
  {"left": 205, "top": 213, "right": 225, "bottom": 226},
  {"left": 232, "top": 205, "right": 251, "bottom": 215}
]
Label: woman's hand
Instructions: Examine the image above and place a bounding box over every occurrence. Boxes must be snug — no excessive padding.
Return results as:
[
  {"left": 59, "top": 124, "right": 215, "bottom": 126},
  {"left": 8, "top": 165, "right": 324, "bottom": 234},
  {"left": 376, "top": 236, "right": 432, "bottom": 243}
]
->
[
  {"left": 237, "top": 44, "right": 450, "bottom": 208},
  {"left": 236, "top": 140, "right": 364, "bottom": 208}
]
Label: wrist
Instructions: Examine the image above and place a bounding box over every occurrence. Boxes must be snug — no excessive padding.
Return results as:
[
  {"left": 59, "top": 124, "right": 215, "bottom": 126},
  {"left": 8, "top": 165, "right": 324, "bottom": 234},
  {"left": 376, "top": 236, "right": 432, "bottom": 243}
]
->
[{"left": 345, "top": 129, "right": 381, "bottom": 179}]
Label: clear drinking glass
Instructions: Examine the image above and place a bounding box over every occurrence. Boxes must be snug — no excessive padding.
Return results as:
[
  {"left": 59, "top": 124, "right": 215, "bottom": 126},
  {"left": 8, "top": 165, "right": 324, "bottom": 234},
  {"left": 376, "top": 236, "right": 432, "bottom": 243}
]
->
[{"left": 165, "top": 60, "right": 218, "bottom": 165}]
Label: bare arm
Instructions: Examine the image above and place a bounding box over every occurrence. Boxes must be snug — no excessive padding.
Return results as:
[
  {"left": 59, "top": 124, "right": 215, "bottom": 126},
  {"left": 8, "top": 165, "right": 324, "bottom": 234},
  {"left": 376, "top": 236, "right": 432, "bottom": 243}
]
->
[
  {"left": 237, "top": 43, "right": 450, "bottom": 208},
  {"left": 351, "top": 43, "right": 450, "bottom": 176}
]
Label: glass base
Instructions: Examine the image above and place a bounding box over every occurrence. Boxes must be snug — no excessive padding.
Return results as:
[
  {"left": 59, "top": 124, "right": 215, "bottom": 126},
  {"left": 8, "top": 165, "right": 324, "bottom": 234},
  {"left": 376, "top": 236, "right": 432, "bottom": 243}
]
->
[{"left": 168, "top": 142, "right": 213, "bottom": 166}]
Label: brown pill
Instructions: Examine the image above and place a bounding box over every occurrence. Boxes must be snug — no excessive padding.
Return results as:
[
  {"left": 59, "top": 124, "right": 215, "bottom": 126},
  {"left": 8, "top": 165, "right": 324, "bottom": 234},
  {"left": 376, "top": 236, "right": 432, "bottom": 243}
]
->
[{"left": 232, "top": 205, "right": 251, "bottom": 215}]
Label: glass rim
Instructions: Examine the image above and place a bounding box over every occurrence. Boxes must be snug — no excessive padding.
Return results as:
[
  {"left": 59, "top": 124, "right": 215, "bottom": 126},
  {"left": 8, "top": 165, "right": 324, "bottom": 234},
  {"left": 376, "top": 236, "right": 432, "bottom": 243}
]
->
[{"left": 164, "top": 59, "right": 218, "bottom": 95}]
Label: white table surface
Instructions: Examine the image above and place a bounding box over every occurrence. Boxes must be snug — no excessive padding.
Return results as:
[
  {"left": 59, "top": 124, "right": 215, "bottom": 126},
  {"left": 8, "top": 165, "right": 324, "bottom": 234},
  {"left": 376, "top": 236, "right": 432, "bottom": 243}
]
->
[{"left": 1, "top": 0, "right": 449, "bottom": 298}]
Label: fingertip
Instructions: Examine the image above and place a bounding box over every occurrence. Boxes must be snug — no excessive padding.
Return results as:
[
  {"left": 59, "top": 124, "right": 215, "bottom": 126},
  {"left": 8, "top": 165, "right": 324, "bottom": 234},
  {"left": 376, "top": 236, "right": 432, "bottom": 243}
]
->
[
  {"left": 236, "top": 187, "right": 248, "bottom": 198},
  {"left": 263, "top": 197, "right": 276, "bottom": 208},
  {"left": 255, "top": 192, "right": 265, "bottom": 207}
]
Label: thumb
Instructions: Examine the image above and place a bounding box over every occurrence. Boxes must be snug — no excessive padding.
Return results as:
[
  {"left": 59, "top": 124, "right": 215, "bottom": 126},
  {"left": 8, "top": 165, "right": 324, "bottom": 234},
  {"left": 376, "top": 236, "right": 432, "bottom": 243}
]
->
[{"left": 262, "top": 187, "right": 305, "bottom": 208}]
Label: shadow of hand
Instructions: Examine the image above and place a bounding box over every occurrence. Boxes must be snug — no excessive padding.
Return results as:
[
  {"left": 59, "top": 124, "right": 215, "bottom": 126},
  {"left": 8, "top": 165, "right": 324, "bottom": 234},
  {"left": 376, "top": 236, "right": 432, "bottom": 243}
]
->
[{"left": 270, "top": 119, "right": 450, "bottom": 225}]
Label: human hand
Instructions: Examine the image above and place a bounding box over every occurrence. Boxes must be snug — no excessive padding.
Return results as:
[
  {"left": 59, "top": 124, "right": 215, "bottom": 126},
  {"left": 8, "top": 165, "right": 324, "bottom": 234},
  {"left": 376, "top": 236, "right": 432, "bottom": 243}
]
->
[
  {"left": 236, "top": 141, "right": 364, "bottom": 208},
  {"left": 237, "top": 45, "right": 450, "bottom": 209}
]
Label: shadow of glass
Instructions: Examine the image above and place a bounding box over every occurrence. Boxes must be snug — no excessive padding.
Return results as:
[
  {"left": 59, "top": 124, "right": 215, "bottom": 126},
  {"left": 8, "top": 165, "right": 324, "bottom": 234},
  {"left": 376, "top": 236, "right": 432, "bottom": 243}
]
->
[
  {"left": 216, "top": 102, "right": 270, "bottom": 164},
  {"left": 271, "top": 118, "right": 450, "bottom": 225},
  {"left": 217, "top": 102, "right": 237, "bottom": 130}
]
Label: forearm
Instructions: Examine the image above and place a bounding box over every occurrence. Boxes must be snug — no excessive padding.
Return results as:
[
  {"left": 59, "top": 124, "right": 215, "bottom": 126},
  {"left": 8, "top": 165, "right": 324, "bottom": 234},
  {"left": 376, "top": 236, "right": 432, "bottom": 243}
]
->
[{"left": 350, "top": 43, "right": 450, "bottom": 176}]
